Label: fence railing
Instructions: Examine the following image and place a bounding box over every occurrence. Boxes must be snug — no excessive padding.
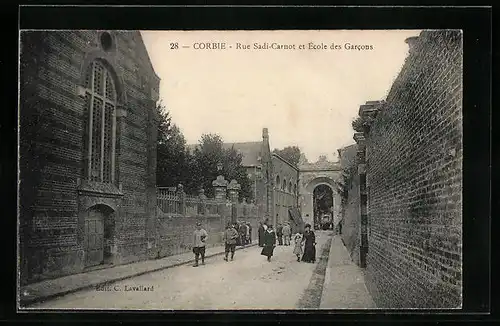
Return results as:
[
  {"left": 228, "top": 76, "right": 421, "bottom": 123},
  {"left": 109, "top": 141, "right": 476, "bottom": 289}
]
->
[
  {"left": 157, "top": 186, "right": 260, "bottom": 218},
  {"left": 157, "top": 187, "right": 181, "bottom": 215}
]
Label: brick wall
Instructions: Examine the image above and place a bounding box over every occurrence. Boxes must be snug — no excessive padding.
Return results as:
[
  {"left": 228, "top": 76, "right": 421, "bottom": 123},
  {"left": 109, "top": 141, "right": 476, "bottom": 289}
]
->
[
  {"left": 156, "top": 204, "right": 262, "bottom": 258},
  {"left": 19, "top": 31, "right": 159, "bottom": 284},
  {"left": 363, "top": 31, "right": 463, "bottom": 308},
  {"left": 341, "top": 172, "right": 361, "bottom": 266}
]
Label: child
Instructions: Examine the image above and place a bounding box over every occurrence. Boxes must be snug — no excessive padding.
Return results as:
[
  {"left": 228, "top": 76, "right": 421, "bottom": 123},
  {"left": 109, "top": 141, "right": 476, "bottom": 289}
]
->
[{"left": 293, "top": 232, "right": 303, "bottom": 262}]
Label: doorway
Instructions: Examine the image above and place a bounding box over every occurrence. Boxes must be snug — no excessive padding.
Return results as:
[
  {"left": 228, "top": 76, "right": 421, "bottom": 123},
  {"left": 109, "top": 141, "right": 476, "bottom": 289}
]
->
[
  {"left": 313, "top": 184, "right": 333, "bottom": 230},
  {"left": 84, "top": 204, "right": 115, "bottom": 268}
]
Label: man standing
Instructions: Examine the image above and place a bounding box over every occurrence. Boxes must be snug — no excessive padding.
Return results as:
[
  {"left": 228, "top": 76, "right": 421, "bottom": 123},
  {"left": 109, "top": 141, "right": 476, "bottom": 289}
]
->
[
  {"left": 192, "top": 222, "right": 208, "bottom": 267},
  {"left": 247, "top": 222, "right": 252, "bottom": 244},
  {"left": 239, "top": 222, "right": 247, "bottom": 246},
  {"left": 258, "top": 221, "right": 265, "bottom": 247},
  {"left": 282, "top": 222, "right": 291, "bottom": 246},
  {"left": 276, "top": 223, "right": 283, "bottom": 246},
  {"left": 244, "top": 222, "right": 250, "bottom": 245},
  {"left": 223, "top": 223, "right": 239, "bottom": 261}
]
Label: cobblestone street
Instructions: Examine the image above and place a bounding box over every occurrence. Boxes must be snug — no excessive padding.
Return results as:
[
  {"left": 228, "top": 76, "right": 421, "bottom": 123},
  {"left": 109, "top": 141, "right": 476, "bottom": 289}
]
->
[{"left": 31, "top": 232, "right": 338, "bottom": 310}]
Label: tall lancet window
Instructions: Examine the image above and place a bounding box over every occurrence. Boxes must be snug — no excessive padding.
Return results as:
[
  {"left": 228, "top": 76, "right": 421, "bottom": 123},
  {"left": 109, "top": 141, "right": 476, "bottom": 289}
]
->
[{"left": 83, "top": 60, "right": 117, "bottom": 184}]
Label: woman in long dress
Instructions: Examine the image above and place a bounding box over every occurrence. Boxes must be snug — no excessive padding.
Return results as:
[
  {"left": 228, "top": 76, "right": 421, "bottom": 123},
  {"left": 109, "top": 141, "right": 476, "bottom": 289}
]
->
[
  {"left": 261, "top": 225, "right": 276, "bottom": 262},
  {"left": 293, "top": 232, "right": 303, "bottom": 262},
  {"left": 301, "top": 224, "right": 316, "bottom": 263}
]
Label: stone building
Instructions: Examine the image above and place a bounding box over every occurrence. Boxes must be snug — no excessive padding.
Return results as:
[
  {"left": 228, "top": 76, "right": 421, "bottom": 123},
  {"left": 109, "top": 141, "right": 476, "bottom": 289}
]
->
[
  {"left": 187, "top": 128, "right": 300, "bottom": 228},
  {"left": 271, "top": 152, "right": 300, "bottom": 228},
  {"left": 297, "top": 155, "right": 342, "bottom": 228},
  {"left": 19, "top": 31, "right": 160, "bottom": 285},
  {"left": 341, "top": 30, "right": 463, "bottom": 308}
]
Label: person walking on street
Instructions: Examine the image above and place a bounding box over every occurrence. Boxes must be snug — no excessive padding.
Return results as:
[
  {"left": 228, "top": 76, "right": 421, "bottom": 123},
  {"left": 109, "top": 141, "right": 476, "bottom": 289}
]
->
[
  {"left": 293, "top": 231, "right": 304, "bottom": 262},
  {"left": 301, "top": 223, "right": 317, "bottom": 263},
  {"left": 282, "top": 223, "right": 291, "bottom": 246},
  {"left": 258, "top": 221, "right": 265, "bottom": 247},
  {"left": 192, "top": 222, "right": 208, "bottom": 267},
  {"left": 239, "top": 222, "right": 247, "bottom": 246},
  {"left": 223, "top": 223, "right": 239, "bottom": 261},
  {"left": 245, "top": 222, "right": 250, "bottom": 245},
  {"left": 261, "top": 224, "right": 276, "bottom": 262},
  {"left": 247, "top": 222, "right": 252, "bottom": 244},
  {"left": 276, "top": 223, "right": 283, "bottom": 246}
]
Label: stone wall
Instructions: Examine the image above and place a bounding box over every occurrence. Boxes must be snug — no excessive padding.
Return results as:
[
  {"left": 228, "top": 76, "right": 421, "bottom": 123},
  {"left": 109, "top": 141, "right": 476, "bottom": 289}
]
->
[
  {"left": 360, "top": 31, "right": 463, "bottom": 308},
  {"left": 156, "top": 202, "right": 262, "bottom": 258},
  {"left": 338, "top": 144, "right": 360, "bottom": 265}
]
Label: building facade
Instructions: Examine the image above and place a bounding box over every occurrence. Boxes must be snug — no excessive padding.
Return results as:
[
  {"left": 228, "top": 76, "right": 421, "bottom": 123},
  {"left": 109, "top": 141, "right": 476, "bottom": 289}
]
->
[
  {"left": 188, "top": 128, "right": 301, "bottom": 227},
  {"left": 271, "top": 153, "right": 299, "bottom": 228},
  {"left": 297, "top": 155, "right": 342, "bottom": 228},
  {"left": 19, "top": 31, "right": 160, "bottom": 285},
  {"left": 340, "top": 31, "right": 463, "bottom": 308}
]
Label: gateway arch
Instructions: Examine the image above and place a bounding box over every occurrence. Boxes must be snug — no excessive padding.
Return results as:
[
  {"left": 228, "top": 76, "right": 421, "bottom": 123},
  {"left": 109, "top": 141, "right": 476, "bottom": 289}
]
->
[{"left": 298, "top": 155, "right": 343, "bottom": 228}]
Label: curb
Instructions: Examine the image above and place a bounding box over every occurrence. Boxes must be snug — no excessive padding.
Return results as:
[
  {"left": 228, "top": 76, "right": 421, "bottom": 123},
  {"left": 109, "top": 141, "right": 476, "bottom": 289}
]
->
[{"left": 21, "top": 242, "right": 257, "bottom": 308}]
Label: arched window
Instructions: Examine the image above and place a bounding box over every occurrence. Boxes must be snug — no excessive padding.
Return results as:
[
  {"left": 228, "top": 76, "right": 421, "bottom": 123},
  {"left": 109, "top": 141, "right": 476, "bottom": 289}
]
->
[
  {"left": 83, "top": 60, "right": 117, "bottom": 184},
  {"left": 282, "top": 179, "right": 286, "bottom": 191},
  {"left": 288, "top": 181, "right": 292, "bottom": 193},
  {"left": 276, "top": 175, "right": 280, "bottom": 188}
]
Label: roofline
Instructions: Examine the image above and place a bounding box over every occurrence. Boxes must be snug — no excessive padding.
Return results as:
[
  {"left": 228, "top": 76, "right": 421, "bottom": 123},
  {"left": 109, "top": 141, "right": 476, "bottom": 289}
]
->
[
  {"left": 298, "top": 168, "right": 342, "bottom": 172},
  {"left": 272, "top": 153, "right": 299, "bottom": 171}
]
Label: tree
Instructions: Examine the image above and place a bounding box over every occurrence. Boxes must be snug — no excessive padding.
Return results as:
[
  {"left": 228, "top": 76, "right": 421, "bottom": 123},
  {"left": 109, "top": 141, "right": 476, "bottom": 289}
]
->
[
  {"left": 156, "top": 102, "right": 191, "bottom": 189},
  {"left": 192, "top": 133, "right": 253, "bottom": 200},
  {"left": 272, "top": 146, "right": 302, "bottom": 167}
]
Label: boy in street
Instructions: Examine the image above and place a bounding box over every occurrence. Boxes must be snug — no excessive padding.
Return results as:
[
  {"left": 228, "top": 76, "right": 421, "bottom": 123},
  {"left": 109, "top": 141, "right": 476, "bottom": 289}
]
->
[
  {"left": 276, "top": 223, "right": 283, "bottom": 246},
  {"left": 192, "top": 222, "right": 208, "bottom": 267},
  {"left": 223, "top": 223, "right": 239, "bottom": 261},
  {"left": 282, "top": 222, "right": 291, "bottom": 246}
]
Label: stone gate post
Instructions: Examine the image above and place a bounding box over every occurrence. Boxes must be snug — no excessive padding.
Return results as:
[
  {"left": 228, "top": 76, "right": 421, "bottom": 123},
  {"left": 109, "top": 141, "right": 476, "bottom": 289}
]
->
[{"left": 212, "top": 175, "right": 229, "bottom": 226}]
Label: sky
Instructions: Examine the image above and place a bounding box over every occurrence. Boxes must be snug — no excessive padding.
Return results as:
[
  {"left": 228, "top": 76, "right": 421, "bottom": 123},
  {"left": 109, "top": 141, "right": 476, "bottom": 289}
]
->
[{"left": 141, "top": 30, "right": 421, "bottom": 162}]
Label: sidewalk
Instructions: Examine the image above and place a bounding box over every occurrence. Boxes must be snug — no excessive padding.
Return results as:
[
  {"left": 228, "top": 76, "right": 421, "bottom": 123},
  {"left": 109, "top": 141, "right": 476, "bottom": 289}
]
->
[
  {"left": 20, "top": 241, "right": 257, "bottom": 307},
  {"left": 320, "top": 235, "right": 376, "bottom": 309}
]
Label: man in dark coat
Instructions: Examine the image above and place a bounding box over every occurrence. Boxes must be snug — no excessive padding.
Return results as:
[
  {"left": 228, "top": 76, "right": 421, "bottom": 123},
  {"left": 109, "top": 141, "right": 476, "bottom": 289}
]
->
[
  {"left": 239, "top": 222, "right": 247, "bottom": 246},
  {"left": 258, "top": 221, "right": 265, "bottom": 247}
]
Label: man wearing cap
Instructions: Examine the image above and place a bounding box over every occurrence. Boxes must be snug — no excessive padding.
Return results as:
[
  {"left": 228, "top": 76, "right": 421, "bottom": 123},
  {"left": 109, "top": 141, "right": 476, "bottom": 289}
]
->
[
  {"left": 192, "top": 222, "right": 208, "bottom": 267},
  {"left": 223, "top": 223, "right": 239, "bottom": 261}
]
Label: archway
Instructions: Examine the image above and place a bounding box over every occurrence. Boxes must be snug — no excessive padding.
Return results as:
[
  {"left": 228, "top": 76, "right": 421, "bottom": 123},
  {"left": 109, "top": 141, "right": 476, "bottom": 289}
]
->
[{"left": 313, "top": 184, "right": 334, "bottom": 230}]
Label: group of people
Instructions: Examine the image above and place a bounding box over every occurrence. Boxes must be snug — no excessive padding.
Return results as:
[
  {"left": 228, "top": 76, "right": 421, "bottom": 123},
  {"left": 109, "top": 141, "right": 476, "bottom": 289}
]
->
[
  {"left": 191, "top": 219, "right": 317, "bottom": 267},
  {"left": 257, "top": 219, "right": 317, "bottom": 263},
  {"left": 234, "top": 221, "right": 252, "bottom": 246}
]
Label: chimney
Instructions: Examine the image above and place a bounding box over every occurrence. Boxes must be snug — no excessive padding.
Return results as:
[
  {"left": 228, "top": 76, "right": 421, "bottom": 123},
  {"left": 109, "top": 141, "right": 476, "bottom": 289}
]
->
[
  {"left": 405, "top": 36, "right": 419, "bottom": 55},
  {"left": 262, "top": 128, "right": 269, "bottom": 139}
]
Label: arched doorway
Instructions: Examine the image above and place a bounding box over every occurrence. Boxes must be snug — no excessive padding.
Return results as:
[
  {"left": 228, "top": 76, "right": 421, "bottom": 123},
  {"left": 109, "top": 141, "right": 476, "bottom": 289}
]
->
[
  {"left": 313, "top": 184, "right": 334, "bottom": 230},
  {"left": 84, "top": 204, "right": 115, "bottom": 267}
]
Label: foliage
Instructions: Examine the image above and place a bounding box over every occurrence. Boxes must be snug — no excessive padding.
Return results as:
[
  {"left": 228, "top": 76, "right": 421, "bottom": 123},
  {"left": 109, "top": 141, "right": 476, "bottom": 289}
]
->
[
  {"left": 191, "top": 134, "right": 253, "bottom": 200},
  {"left": 156, "top": 105, "right": 253, "bottom": 200},
  {"left": 156, "top": 102, "right": 192, "bottom": 190},
  {"left": 272, "top": 146, "right": 302, "bottom": 167},
  {"left": 352, "top": 116, "right": 375, "bottom": 133}
]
